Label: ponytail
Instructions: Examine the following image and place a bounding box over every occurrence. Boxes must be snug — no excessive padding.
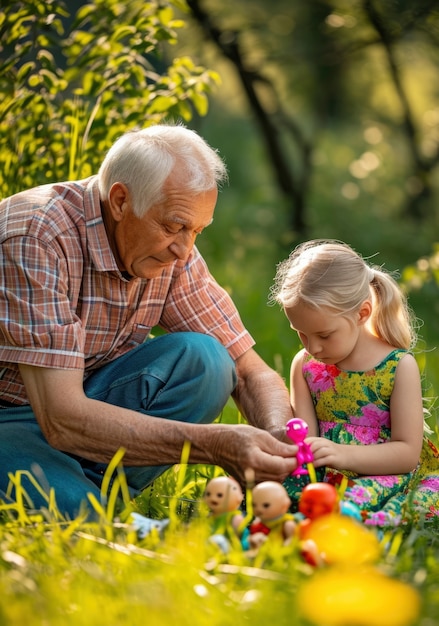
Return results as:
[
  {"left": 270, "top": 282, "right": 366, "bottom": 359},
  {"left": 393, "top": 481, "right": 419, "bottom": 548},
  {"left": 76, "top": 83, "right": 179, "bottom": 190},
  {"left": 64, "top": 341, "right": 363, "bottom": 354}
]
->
[{"left": 369, "top": 270, "right": 415, "bottom": 349}]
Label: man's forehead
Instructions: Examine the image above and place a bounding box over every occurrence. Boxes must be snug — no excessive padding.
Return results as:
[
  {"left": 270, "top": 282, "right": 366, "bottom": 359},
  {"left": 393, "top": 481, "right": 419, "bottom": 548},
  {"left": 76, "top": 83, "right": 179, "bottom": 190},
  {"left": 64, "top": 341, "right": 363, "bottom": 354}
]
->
[{"left": 167, "top": 214, "right": 214, "bottom": 227}]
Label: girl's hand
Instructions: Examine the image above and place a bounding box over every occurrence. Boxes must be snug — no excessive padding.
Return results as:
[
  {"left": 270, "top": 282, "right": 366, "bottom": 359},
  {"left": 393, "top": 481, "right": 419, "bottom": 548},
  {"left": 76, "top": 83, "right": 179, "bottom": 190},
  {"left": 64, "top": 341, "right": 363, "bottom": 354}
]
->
[{"left": 307, "top": 436, "right": 346, "bottom": 470}]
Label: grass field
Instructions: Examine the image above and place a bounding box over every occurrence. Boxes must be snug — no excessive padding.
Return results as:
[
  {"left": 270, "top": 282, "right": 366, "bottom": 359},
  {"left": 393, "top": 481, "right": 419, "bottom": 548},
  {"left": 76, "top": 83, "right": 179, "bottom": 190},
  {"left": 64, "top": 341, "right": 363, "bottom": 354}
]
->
[{"left": 1, "top": 406, "right": 438, "bottom": 626}]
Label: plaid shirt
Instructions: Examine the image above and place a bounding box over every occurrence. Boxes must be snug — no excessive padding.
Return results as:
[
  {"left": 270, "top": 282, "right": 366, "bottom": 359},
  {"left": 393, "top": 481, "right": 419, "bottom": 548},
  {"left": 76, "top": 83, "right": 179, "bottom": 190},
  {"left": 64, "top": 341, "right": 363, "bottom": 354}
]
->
[{"left": 0, "top": 177, "right": 254, "bottom": 404}]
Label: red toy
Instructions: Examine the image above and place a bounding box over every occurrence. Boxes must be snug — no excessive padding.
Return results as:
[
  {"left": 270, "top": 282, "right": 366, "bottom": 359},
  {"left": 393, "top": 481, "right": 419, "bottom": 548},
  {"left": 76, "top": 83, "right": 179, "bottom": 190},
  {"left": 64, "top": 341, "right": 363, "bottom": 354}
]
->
[
  {"left": 296, "top": 482, "right": 339, "bottom": 566},
  {"left": 298, "top": 482, "right": 339, "bottom": 523}
]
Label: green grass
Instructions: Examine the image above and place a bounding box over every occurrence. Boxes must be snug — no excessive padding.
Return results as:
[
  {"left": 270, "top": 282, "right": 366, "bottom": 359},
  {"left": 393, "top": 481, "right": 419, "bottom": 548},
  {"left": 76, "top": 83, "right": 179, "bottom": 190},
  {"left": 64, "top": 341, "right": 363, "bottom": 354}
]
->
[{"left": 1, "top": 406, "right": 438, "bottom": 626}]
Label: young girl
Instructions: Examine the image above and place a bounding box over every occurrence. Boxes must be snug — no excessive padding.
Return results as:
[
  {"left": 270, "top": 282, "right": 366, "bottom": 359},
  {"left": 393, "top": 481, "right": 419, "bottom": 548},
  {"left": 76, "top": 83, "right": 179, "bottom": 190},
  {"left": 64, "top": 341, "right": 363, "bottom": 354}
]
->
[{"left": 272, "top": 239, "right": 439, "bottom": 527}]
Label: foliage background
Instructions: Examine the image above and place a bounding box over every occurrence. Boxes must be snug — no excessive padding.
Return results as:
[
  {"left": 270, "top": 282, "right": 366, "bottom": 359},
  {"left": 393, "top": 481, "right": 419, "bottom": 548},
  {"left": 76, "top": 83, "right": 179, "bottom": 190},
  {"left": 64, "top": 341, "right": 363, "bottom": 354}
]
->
[
  {"left": 176, "top": 0, "right": 439, "bottom": 435},
  {"left": 1, "top": 2, "right": 439, "bottom": 625},
  {"left": 2, "top": 0, "right": 439, "bottom": 421}
]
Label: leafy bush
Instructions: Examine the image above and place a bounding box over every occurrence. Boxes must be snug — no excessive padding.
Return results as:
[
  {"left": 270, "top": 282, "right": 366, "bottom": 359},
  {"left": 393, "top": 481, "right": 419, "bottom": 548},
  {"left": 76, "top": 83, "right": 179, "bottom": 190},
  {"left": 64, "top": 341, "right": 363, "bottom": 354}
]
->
[{"left": 0, "top": 0, "right": 220, "bottom": 195}]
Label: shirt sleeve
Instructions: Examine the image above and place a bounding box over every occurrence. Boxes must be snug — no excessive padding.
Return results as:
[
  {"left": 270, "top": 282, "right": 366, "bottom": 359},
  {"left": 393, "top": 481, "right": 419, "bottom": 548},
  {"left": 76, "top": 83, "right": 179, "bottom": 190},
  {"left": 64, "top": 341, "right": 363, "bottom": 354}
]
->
[
  {"left": 159, "top": 248, "right": 255, "bottom": 360},
  {"left": 0, "top": 235, "right": 85, "bottom": 369}
]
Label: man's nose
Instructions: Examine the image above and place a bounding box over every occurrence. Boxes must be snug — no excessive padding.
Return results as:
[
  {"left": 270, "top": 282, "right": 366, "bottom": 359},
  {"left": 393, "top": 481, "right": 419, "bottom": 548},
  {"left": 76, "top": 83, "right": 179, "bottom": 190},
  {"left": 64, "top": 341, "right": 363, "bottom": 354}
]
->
[{"left": 170, "top": 231, "right": 196, "bottom": 260}]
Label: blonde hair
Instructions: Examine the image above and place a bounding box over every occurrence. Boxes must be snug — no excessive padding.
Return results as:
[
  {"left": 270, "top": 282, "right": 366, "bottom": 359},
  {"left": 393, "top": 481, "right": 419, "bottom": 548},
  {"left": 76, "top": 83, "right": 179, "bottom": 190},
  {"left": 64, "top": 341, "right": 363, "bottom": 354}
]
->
[
  {"left": 98, "top": 124, "right": 228, "bottom": 217},
  {"left": 271, "top": 240, "right": 416, "bottom": 349}
]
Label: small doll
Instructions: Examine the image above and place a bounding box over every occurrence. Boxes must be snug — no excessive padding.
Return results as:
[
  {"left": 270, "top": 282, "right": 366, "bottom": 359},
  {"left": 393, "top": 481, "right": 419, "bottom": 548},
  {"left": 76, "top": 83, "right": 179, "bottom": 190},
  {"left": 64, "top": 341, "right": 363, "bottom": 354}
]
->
[
  {"left": 249, "top": 481, "right": 296, "bottom": 550},
  {"left": 203, "top": 475, "right": 245, "bottom": 552}
]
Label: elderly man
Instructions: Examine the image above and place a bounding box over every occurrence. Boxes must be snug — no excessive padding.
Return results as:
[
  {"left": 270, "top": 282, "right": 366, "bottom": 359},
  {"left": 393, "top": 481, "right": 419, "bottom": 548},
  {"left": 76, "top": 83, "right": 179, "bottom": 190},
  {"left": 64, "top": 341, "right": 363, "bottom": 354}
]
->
[{"left": 0, "top": 124, "right": 296, "bottom": 519}]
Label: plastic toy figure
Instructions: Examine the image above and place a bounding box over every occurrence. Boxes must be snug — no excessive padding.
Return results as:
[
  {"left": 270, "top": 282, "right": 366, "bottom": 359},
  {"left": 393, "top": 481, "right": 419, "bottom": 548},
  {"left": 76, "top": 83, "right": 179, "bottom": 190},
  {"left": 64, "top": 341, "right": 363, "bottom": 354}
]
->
[
  {"left": 299, "top": 481, "right": 362, "bottom": 525},
  {"left": 296, "top": 482, "right": 339, "bottom": 566},
  {"left": 286, "top": 418, "right": 313, "bottom": 476},
  {"left": 249, "top": 481, "right": 296, "bottom": 550},
  {"left": 203, "top": 475, "right": 246, "bottom": 552},
  {"left": 298, "top": 482, "right": 338, "bottom": 523},
  {"left": 129, "top": 513, "right": 170, "bottom": 539},
  {"left": 299, "top": 512, "right": 381, "bottom": 567}
]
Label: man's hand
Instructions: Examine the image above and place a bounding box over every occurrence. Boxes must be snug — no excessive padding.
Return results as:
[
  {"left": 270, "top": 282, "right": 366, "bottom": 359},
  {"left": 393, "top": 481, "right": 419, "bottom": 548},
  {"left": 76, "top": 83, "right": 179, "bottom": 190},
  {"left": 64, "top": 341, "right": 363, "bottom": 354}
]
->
[
  {"left": 206, "top": 423, "right": 298, "bottom": 484},
  {"left": 19, "top": 363, "right": 298, "bottom": 480}
]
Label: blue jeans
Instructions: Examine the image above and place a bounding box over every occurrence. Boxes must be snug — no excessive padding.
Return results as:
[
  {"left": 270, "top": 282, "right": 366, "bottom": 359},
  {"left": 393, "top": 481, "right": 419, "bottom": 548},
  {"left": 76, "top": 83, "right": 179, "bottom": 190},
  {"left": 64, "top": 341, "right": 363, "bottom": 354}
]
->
[{"left": 0, "top": 333, "right": 236, "bottom": 519}]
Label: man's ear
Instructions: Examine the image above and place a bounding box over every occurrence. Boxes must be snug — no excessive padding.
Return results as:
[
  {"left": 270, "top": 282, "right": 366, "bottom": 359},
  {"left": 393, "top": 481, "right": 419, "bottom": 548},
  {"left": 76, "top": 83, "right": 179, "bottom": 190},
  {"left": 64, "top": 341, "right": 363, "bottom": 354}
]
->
[
  {"left": 358, "top": 300, "right": 372, "bottom": 326},
  {"left": 108, "top": 182, "right": 130, "bottom": 221}
]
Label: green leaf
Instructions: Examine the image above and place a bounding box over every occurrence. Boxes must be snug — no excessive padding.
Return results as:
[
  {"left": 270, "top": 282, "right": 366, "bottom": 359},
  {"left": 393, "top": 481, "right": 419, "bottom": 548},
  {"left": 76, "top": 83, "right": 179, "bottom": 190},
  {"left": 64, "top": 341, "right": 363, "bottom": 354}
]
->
[
  {"left": 190, "top": 90, "right": 208, "bottom": 116},
  {"left": 148, "top": 94, "right": 178, "bottom": 113},
  {"left": 157, "top": 6, "right": 175, "bottom": 26},
  {"left": 175, "top": 99, "right": 192, "bottom": 121},
  {"left": 16, "top": 62, "right": 36, "bottom": 83},
  {"left": 111, "top": 25, "right": 136, "bottom": 42},
  {"left": 28, "top": 75, "right": 41, "bottom": 88}
]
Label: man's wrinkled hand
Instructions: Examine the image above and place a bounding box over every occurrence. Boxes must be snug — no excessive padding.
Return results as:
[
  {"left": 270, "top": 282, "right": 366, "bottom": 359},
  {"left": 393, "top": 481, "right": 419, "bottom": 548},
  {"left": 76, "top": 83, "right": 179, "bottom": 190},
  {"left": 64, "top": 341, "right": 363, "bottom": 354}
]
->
[{"left": 209, "top": 424, "right": 298, "bottom": 485}]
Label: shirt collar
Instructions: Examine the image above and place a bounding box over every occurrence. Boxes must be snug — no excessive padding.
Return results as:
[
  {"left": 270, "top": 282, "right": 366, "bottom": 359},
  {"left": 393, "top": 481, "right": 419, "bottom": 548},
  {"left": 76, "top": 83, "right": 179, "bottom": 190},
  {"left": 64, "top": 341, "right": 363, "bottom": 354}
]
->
[{"left": 83, "top": 176, "right": 120, "bottom": 273}]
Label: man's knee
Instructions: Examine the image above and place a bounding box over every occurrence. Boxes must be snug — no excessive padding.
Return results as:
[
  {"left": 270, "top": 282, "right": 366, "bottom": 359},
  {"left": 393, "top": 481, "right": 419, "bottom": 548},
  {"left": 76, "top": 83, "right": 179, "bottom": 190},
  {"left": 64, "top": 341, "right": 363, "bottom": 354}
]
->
[
  {"left": 145, "top": 333, "right": 237, "bottom": 422},
  {"left": 174, "top": 333, "right": 236, "bottom": 387}
]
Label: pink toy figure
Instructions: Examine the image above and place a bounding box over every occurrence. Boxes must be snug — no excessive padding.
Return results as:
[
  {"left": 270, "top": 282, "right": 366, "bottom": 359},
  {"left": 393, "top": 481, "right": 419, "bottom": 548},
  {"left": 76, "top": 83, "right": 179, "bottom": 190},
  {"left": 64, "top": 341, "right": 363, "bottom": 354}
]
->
[{"left": 286, "top": 418, "right": 313, "bottom": 476}]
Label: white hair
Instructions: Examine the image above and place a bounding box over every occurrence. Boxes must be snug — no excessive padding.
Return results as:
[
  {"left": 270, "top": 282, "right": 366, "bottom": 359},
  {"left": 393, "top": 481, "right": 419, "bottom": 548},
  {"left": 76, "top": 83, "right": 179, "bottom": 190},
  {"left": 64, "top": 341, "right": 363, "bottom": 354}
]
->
[{"left": 98, "top": 124, "right": 228, "bottom": 217}]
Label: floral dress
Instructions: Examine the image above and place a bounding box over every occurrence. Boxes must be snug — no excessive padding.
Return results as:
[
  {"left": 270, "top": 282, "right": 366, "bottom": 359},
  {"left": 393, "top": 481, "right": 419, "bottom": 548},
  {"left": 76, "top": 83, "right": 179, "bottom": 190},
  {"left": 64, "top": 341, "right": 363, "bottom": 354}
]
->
[{"left": 283, "top": 349, "right": 439, "bottom": 527}]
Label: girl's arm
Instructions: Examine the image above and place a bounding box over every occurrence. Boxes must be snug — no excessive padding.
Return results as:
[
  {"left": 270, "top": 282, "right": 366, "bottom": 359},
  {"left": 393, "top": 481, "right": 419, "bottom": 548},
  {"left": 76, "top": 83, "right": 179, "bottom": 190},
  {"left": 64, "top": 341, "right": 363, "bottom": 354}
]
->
[
  {"left": 309, "top": 354, "right": 424, "bottom": 475},
  {"left": 290, "top": 349, "right": 319, "bottom": 437}
]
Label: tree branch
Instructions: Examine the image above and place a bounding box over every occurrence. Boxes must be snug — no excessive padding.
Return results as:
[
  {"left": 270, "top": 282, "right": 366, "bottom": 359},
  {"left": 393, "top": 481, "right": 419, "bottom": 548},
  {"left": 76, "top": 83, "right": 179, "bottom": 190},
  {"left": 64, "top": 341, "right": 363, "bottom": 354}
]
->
[
  {"left": 186, "top": 0, "right": 312, "bottom": 235},
  {"left": 363, "top": 0, "right": 439, "bottom": 217}
]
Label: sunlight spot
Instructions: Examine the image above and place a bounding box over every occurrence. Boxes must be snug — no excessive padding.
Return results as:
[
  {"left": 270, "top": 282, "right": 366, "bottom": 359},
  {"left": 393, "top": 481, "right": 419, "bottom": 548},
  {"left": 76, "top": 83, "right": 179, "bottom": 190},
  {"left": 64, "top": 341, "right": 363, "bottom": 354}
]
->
[
  {"left": 417, "top": 258, "right": 430, "bottom": 271},
  {"left": 349, "top": 160, "right": 369, "bottom": 179},
  {"left": 423, "top": 108, "right": 439, "bottom": 126},
  {"left": 349, "top": 152, "right": 380, "bottom": 178},
  {"left": 413, "top": 569, "right": 427, "bottom": 585},
  {"left": 241, "top": 589, "right": 261, "bottom": 604},
  {"left": 2, "top": 550, "right": 27, "bottom": 567},
  {"left": 360, "top": 151, "right": 380, "bottom": 171},
  {"left": 364, "top": 127, "right": 383, "bottom": 145},
  {"left": 326, "top": 13, "right": 345, "bottom": 28},
  {"left": 194, "top": 584, "right": 209, "bottom": 598},
  {"left": 229, "top": 588, "right": 261, "bottom": 605},
  {"left": 326, "top": 14, "right": 356, "bottom": 28},
  {"left": 408, "top": 275, "right": 423, "bottom": 289},
  {"left": 421, "top": 137, "right": 438, "bottom": 158},
  {"left": 341, "top": 182, "right": 360, "bottom": 199}
]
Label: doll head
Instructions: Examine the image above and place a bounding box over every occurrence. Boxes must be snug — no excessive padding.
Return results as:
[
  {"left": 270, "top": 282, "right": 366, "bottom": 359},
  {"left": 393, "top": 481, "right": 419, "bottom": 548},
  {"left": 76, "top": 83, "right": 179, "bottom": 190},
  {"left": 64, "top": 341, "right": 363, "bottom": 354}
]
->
[
  {"left": 299, "top": 482, "right": 338, "bottom": 520},
  {"left": 252, "top": 481, "right": 292, "bottom": 522},
  {"left": 204, "top": 476, "right": 243, "bottom": 515}
]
